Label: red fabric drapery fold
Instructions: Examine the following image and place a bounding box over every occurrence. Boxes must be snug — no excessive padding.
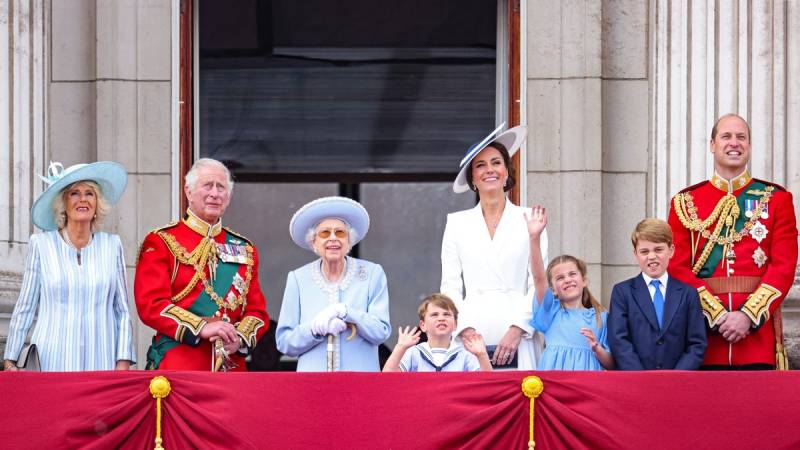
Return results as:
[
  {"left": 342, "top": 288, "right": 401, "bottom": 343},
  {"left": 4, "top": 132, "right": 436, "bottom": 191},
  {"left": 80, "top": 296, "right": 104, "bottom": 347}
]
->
[{"left": 2, "top": 370, "right": 799, "bottom": 449}]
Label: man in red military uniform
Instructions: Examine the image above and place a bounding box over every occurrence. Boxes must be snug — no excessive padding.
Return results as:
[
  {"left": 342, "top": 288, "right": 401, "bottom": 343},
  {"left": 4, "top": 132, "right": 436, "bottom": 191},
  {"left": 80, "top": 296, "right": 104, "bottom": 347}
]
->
[
  {"left": 135, "top": 158, "right": 269, "bottom": 371},
  {"left": 668, "top": 114, "right": 798, "bottom": 369}
]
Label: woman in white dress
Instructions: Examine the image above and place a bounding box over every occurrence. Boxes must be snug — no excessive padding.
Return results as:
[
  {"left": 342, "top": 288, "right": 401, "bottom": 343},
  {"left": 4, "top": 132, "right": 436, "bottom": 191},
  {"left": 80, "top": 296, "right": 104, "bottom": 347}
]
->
[
  {"left": 3, "top": 161, "right": 136, "bottom": 371},
  {"left": 440, "top": 124, "right": 547, "bottom": 370}
]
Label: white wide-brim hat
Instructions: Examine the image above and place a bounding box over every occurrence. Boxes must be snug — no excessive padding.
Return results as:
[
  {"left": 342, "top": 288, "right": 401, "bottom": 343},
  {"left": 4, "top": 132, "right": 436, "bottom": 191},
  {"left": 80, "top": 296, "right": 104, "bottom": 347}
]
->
[
  {"left": 32, "top": 161, "right": 128, "bottom": 231},
  {"left": 453, "top": 123, "right": 528, "bottom": 193},
  {"left": 289, "top": 196, "right": 371, "bottom": 251}
]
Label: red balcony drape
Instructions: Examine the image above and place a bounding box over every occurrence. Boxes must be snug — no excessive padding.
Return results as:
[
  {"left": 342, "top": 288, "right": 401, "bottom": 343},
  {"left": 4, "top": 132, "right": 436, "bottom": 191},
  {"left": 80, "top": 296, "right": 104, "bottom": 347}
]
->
[{"left": 2, "top": 370, "right": 799, "bottom": 449}]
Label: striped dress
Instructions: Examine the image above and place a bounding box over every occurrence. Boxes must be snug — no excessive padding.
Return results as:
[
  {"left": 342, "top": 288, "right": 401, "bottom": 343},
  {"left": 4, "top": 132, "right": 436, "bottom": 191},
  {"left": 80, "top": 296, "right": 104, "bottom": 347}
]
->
[{"left": 4, "top": 231, "right": 136, "bottom": 371}]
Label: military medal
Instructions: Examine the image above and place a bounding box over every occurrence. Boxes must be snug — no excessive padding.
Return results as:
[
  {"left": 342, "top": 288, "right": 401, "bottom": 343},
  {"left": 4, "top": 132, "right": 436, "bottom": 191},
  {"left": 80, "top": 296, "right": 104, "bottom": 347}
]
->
[
  {"left": 744, "top": 199, "right": 757, "bottom": 218},
  {"left": 752, "top": 247, "right": 767, "bottom": 268},
  {"left": 749, "top": 221, "right": 768, "bottom": 243},
  {"left": 216, "top": 242, "right": 250, "bottom": 264}
]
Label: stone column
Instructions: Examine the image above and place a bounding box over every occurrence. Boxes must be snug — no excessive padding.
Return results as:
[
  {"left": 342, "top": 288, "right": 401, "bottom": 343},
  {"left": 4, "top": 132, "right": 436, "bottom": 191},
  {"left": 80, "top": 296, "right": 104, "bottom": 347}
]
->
[
  {"left": 525, "top": 0, "right": 651, "bottom": 302},
  {"left": 90, "top": 0, "right": 175, "bottom": 366},
  {"left": 525, "top": 0, "right": 605, "bottom": 296},
  {"left": 599, "top": 0, "right": 649, "bottom": 302},
  {"left": 0, "top": 0, "right": 47, "bottom": 353}
]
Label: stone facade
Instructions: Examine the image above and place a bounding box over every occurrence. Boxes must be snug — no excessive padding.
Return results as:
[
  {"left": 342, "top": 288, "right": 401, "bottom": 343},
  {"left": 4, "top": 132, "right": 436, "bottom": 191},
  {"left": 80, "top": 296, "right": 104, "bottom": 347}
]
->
[
  {"left": 524, "top": 0, "right": 800, "bottom": 361},
  {"left": 1, "top": 0, "right": 799, "bottom": 365}
]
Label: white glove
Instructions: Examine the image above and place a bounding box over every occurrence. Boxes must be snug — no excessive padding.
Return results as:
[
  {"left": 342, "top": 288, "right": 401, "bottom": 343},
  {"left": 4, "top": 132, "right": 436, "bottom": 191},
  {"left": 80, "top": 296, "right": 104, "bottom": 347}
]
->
[
  {"left": 326, "top": 317, "right": 347, "bottom": 336},
  {"left": 311, "top": 312, "right": 331, "bottom": 337},
  {"left": 331, "top": 303, "right": 347, "bottom": 319},
  {"left": 311, "top": 303, "right": 347, "bottom": 336}
]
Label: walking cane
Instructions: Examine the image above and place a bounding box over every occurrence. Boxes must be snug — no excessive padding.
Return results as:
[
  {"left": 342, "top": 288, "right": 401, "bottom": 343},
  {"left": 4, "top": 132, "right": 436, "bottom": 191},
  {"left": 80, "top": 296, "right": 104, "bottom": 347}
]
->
[{"left": 327, "top": 334, "right": 334, "bottom": 372}]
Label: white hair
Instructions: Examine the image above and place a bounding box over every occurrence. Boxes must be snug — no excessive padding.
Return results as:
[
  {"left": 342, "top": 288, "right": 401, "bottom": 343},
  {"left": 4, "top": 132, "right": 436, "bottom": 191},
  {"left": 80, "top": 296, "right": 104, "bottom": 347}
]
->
[
  {"left": 184, "top": 158, "right": 234, "bottom": 193},
  {"left": 305, "top": 220, "right": 357, "bottom": 256}
]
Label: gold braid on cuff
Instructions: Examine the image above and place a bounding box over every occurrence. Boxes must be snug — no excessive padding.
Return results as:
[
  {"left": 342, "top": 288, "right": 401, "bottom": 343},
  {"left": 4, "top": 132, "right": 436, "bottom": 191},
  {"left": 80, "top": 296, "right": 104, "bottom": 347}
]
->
[
  {"left": 740, "top": 284, "right": 781, "bottom": 328},
  {"left": 235, "top": 316, "right": 265, "bottom": 348},
  {"left": 697, "top": 287, "right": 726, "bottom": 328},
  {"left": 161, "top": 305, "right": 207, "bottom": 341}
]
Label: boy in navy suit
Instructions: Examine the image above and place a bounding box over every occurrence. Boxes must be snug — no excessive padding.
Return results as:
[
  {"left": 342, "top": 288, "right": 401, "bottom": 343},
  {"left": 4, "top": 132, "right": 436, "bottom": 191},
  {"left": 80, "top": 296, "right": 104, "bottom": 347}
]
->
[{"left": 608, "top": 219, "right": 707, "bottom": 370}]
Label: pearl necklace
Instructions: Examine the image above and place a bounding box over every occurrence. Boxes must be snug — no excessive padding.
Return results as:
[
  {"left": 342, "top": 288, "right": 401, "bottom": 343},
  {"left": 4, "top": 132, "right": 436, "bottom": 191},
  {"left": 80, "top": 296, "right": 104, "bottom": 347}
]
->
[{"left": 61, "top": 228, "right": 92, "bottom": 265}]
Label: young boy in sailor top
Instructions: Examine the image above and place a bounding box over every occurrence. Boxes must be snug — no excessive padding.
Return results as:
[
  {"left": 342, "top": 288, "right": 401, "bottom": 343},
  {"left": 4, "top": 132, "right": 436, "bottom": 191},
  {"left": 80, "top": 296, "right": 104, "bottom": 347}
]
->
[{"left": 383, "top": 293, "right": 492, "bottom": 372}]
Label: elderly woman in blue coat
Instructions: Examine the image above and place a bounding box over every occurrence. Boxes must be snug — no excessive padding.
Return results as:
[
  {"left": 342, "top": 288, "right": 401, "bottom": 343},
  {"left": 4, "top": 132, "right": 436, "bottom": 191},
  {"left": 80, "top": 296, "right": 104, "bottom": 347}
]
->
[{"left": 276, "top": 196, "right": 391, "bottom": 371}]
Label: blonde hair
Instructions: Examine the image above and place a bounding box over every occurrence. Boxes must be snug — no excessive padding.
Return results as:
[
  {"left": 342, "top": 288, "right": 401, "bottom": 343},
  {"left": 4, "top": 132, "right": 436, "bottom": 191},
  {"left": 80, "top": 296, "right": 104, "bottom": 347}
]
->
[
  {"left": 52, "top": 180, "right": 110, "bottom": 231},
  {"left": 631, "top": 218, "right": 673, "bottom": 248},
  {"left": 417, "top": 293, "right": 459, "bottom": 321},
  {"left": 545, "top": 255, "right": 605, "bottom": 328}
]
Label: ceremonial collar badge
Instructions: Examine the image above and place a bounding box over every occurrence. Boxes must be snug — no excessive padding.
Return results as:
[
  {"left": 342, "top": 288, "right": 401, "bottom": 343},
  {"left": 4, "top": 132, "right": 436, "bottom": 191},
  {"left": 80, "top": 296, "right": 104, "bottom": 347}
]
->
[
  {"left": 710, "top": 170, "right": 751, "bottom": 193},
  {"left": 184, "top": 208, "right": 223, "bottom": 237}
]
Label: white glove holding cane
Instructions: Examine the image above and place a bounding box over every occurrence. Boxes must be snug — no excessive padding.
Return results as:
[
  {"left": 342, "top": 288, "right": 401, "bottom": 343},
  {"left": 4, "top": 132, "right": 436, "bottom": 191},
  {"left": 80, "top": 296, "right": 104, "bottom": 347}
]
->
[{"left": 311, "top": 303, "right": 347, "bottom": 336}]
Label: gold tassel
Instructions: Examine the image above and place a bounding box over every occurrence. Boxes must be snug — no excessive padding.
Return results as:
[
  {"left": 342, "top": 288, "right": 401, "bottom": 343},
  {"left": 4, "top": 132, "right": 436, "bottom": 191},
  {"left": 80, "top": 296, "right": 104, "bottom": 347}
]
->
[
  {"left": 521, "top": 376, "right": 544, "bottom": 450},
  {"left": 149, "top": 376, "right": 172, "bottom": 450},
  {"left": 776, "top": 343, "right": 790, "bottom": 371}
]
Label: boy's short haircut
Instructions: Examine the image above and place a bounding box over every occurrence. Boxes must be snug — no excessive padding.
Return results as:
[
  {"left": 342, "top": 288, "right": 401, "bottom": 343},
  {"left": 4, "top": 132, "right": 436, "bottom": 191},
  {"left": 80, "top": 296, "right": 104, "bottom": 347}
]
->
[
  {"left": 631, "top": 218, "right": 674, "bottom": 248},
  {"left": 418, "top": 293, "right": 459, "bottom": 321}
]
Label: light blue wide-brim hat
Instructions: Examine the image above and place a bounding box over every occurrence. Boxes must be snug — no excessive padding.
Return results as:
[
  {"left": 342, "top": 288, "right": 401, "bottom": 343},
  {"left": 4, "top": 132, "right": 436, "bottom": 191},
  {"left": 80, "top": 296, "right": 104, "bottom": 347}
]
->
[
  {"left": 453, "top": 123, "right": 528, "bottom": 193},
  {"left": 31, "top": 161, "right": 128, "bottom": 231},
  {"left": 289, "top": 196, "right": 370, "bottom": 252}
]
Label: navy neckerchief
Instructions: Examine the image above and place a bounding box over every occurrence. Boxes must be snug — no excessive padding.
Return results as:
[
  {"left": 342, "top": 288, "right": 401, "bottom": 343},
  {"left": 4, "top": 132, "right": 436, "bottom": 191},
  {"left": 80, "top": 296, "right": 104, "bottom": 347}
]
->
[{"left": 418, "top": 349, "right": 460, "bottom": 372}]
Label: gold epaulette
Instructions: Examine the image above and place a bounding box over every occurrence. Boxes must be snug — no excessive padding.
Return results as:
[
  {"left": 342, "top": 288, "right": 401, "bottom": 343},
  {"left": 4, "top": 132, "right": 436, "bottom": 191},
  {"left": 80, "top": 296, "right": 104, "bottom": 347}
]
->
[
  {"left": 677, "top": 180, "right": 709, "bottom": 194},
  {"left": 223, "top": 226, "right": 253, "bottom": 246},
  {"left": 149, "top": 220, "right": 180, "bottom": 235},
  {"left": 740, "top": 283, "right": 781, "bottom": 328},
  {"left": 752, "top": 178, "right": 787, "bottom": 192},
  {"left": 236, "top": 316, "right": 265, "bottom": 348},
  {"left": 697, "top": 286, "right": 727, "bottom": 328},
  {"left": 136, "top": 220, "right": 180, "bottom": 265}
]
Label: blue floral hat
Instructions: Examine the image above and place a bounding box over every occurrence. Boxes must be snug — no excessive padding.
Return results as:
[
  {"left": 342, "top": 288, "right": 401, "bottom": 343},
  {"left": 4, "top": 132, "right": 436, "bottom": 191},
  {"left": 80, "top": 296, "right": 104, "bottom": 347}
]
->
[
  {"left": 453, "top": 123, "right": 528, "bottom": 193},
  {"left": 31, "top": 161, "right": 128, "bottom": 231},
  {"left": 289, "top": 196, "right": 370, "bottom": 251}
]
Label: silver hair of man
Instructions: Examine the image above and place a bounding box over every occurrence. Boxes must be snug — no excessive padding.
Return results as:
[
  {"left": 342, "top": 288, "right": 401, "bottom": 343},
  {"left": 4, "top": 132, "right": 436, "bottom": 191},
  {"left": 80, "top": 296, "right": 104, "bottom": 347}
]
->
[
  {"left": 305, "top": 220, "right": 357, "bottom": 256},
  {"left": 184, "top": 158, "right": 235, "bottom": 194},
  {"left": 52, "top": 180, "right": 111, "bottom": 231}
]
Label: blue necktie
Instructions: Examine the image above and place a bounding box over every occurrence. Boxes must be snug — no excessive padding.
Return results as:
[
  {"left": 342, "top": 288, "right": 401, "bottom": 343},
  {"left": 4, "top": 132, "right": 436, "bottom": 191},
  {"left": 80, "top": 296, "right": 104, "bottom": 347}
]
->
[{"left": 650, "top": 279, "right": 665, "bottom": 328}]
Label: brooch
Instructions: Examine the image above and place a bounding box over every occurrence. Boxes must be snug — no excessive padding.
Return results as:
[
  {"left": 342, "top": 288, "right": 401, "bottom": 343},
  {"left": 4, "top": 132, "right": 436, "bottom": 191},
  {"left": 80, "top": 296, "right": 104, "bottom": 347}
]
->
[
  {"left": 357, "top": 265, "right": 367, "bottom": 281},
  {"left": 752, "top": 247, "right": 768, "bottom": 268}
]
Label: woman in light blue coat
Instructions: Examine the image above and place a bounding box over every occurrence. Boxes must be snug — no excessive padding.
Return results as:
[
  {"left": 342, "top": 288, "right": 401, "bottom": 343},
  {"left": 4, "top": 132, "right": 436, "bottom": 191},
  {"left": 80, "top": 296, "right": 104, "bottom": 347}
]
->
[{"left": 276, "top": 196, "right": 391, "bottom": 371}]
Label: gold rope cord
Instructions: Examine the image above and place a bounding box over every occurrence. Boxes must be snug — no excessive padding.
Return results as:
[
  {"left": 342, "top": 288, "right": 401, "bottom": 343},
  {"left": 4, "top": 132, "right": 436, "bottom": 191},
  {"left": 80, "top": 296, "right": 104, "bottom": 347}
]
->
[
  {"left": 158, "top": 231, "right": 254, "bottom": 310},
  {"left": 521, "top": 376, "right": 544, "bottom": 450},
  {"left": 149, "top": 376, "right": 172, "bottom": 450},
  {"left": 673, "top": 189, "right": 773, "bottom": 274}
]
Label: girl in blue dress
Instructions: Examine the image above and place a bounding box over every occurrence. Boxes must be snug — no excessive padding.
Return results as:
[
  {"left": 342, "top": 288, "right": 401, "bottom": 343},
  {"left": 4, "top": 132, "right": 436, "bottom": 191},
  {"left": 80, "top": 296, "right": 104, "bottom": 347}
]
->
[{"left": 526, "top": 206, "right": 614, "bottom": 370}]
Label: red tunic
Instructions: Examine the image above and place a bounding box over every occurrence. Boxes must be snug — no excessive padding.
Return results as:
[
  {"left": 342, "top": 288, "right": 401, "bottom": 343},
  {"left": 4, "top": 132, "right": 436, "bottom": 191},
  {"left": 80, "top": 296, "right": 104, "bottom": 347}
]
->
[
  {"left": 668, "top": 173, "right": 797, "bottom": 366},
  {"left": 134, "top": 216, "right": 269, "bottom": 371}
]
